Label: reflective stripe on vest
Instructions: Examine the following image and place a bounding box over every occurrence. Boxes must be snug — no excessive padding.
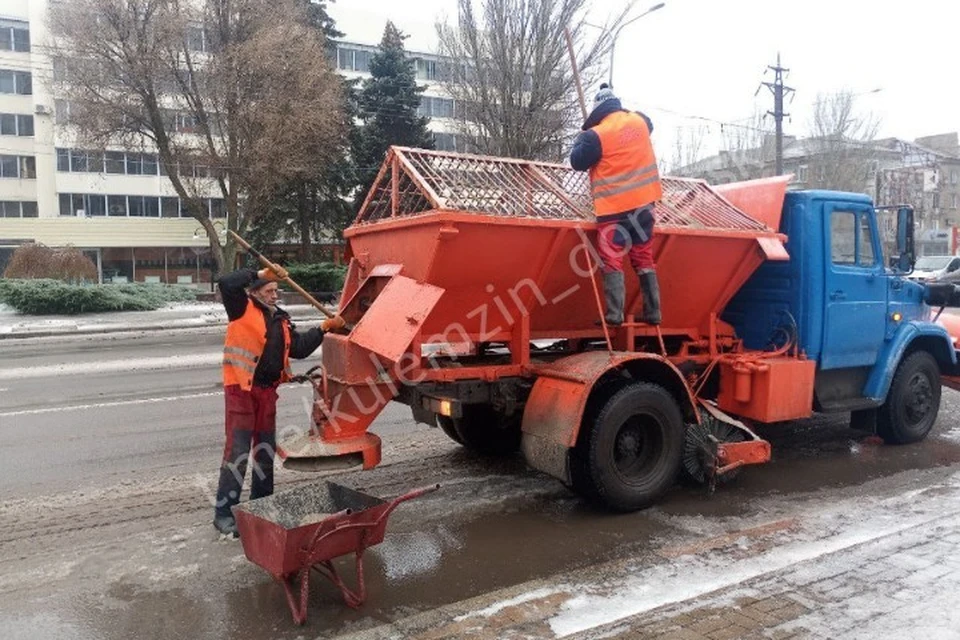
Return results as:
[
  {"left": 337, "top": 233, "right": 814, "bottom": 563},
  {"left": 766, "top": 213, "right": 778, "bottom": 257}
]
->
[
  {"left": 222, "top": 300, "right": 292, "bottom": 390},
  {"left": 587, "top": 111, "right": 662, "bottom": 218}
]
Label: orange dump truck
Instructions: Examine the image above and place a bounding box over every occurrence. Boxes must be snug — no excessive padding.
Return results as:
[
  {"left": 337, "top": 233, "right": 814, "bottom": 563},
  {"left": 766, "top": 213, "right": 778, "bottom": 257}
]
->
[{"left": 278, "top": 146, "right": 960, "bottom": 511}]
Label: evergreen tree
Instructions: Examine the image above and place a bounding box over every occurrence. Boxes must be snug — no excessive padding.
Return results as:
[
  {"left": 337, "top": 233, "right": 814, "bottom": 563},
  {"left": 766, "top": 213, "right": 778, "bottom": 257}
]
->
[
  {"left": 295, "top": 0, "right": 343, "bottom": 39},
  {"left": 355, "top": 21, "right": 434, "bottom": 203}
]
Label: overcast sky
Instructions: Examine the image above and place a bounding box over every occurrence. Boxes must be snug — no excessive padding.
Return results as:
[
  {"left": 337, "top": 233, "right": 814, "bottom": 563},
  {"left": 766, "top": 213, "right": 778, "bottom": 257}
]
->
[{"left": 327, "top": 0, "right": 958, "bottom": 161}]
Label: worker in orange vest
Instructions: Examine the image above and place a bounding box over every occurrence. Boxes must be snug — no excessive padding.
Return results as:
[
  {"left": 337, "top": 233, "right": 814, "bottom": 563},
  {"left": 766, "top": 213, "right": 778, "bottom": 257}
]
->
[
  {"left": 570, "top": 84, "right": 662, "bottom": 326},
  {"left": 213, "top": 266, "right": 345, "bottom": 538}
]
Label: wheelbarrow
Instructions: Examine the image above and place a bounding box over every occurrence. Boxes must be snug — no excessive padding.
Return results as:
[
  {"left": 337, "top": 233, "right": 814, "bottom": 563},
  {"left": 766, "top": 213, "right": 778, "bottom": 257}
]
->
[{"left": 232, "top": 481, "right": 440, "bottom": 624}]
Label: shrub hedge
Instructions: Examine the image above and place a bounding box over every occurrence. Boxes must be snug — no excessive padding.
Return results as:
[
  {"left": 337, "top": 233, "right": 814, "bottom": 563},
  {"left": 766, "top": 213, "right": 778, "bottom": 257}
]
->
[
  {"left": 281, "top": 262, "right": 347, "bottom": 294},
  {"left": 0, "top": 279, "right": 197, "bottom": 315}
]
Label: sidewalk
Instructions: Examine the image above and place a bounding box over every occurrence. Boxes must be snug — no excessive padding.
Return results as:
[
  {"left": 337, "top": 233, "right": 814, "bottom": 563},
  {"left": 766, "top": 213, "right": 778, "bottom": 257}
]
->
[
  {"left": 335, "top": 466, "right": 960, "bottom": 640},
  {"left": 0, "top": 301, "right": 323, "bottom": 339}
]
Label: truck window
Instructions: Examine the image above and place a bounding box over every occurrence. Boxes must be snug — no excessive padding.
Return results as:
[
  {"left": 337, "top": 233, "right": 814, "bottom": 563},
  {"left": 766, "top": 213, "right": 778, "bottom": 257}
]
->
[
  {"left": 831, "top": 211, "right": 857, "bottom": 264},
  {"left": 831, "top": 210, "right": 875, "bottom": 267}
]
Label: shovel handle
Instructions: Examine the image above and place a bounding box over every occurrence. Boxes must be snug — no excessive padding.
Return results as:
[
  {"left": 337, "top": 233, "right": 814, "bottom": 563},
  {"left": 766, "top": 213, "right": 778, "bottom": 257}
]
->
[{"left": 228, "top": 230, "right": 335, "bottom": 319}]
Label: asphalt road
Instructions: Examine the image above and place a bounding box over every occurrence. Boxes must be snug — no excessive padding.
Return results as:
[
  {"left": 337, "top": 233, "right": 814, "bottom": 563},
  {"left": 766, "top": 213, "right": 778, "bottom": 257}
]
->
[
  {"left": 3, "top": 330, "right": 960, "bottom": 639},
  {"left": 0, "top": 330, "right": 416, "bottom": 498}
]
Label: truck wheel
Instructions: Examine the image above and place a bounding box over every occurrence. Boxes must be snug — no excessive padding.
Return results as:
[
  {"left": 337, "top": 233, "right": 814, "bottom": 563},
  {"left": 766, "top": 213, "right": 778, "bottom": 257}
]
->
[
  {"left": 446, "top": 405, "right": 522, "bottom": 455},
  {"left": 574, "top": 382, "right": 684, "bottom": 512},
  {"left": 435, "top": 415, "right": 464, "bottom": 445},
  {"left": 878, "top": 351, "right": 941, "bottom": 444}
]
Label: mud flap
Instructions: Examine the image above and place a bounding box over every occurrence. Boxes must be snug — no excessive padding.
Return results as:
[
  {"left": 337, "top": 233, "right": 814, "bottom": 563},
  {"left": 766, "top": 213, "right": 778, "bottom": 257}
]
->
[{"left": 521, "top": 351, "right": 700, "bottom": 485}]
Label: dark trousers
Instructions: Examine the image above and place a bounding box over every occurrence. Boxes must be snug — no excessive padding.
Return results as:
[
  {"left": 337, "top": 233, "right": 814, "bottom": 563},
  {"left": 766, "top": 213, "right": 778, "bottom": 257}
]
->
[{"left": 214, "top": 384, "right": 279, "bottom": 520}]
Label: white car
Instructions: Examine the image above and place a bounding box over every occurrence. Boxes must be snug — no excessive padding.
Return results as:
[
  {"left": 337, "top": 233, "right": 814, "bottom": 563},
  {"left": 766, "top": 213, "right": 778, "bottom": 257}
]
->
[{"left": 910, "top": 255, "right": 960, "bottom": 283}]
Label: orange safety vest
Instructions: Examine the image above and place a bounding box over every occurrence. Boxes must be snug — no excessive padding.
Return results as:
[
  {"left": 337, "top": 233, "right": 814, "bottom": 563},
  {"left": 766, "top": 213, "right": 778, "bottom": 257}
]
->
[
  {"left": 588, "top": 111, "right": 662, "bottom": 218},
  {"left": 222, "top": 299, "right": 293, "bottom": 390}
]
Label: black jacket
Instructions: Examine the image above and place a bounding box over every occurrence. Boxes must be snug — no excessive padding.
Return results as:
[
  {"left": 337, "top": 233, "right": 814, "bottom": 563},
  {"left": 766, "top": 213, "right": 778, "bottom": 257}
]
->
[{"left": 218, "top": 268, "right": 324, "bottom": 387}]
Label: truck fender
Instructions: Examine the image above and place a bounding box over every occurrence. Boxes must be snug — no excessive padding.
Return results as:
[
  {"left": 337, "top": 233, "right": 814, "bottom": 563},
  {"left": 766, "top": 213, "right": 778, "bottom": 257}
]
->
[
  {"left": 863, "top": 321, "right": 957, "bottom": 402},
  {"left": 520, "top": 351, "right": 699, "bottom": 484}
]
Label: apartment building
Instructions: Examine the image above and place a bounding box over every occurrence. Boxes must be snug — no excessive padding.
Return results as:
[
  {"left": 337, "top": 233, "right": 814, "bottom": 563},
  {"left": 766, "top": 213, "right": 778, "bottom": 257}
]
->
[
  {"left": 0, "top": 0, "right": 217, "bottom": 285},
  {"left": 0, "top": 2, "right": 459, "bottom": 285},
  {"left": 333, "top": 40, "right": 461, "bottom": 152}
]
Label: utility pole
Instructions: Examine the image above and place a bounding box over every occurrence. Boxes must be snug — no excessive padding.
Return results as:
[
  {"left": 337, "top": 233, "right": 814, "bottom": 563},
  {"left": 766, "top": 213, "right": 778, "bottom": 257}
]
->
[{"left": 760, "top": 53, "right": 794, "bottom": 176}]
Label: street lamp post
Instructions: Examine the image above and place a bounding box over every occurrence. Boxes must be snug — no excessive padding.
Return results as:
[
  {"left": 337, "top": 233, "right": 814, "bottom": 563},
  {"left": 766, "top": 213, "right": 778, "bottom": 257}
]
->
[{"left": 608, "top": 2, "right": 665, "bottom": 89}]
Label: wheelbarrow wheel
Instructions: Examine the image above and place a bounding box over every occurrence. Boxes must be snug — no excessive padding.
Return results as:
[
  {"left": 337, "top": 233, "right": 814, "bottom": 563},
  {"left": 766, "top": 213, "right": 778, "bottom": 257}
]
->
[
  {"left": 573, "top": 381, "right": 684, "bottom": 512},
  {"left": 447, "top": 405, "right": 522, "bottom": 456}
]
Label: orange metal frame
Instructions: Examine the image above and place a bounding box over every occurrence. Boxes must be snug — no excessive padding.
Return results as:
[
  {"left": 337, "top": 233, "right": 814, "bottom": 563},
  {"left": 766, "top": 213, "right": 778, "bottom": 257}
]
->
[{"left": 282, "top": 147, "right": 809, "bottom": 480}]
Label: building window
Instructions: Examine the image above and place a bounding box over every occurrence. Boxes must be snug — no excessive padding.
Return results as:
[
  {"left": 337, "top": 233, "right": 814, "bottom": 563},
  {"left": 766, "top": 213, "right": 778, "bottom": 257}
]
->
[
  {"left": 0, "top": 200, "right": 37, "bottom": 217},
  {"left": 337, "top": 47, "right": 352, "bottom": 70},
  {"left": 58, "top": 148, "right": 167, "bottom": 175},
  {"left": 161, "top": 197, "right": 180, "bottom": 218},
  {"left": 105, "top": 151, "right": 125, "bottom": 174},
  {"left": 59, "top": 194, "right": 225, "bottom": 218},
  {"left": 0, "top": 113, "right": 33, "bottom": 136},
  {"left": 432, "top": 132, "right": 458, "bottom": 152},
  {"left": 187, "top": 27, "right": 208, "bottom": 53},
  {"left": 337, "top": 47, "right": 374, "bottom": 72},
  {"left": 0, "top": 20, "right": 30, "bottom": 53},
  {"left": 127, "top": 154, "right": 144, "bottom": 175},
  {"left": 0, "top": 154, "right": 34, "bottom": 178},
  {"left": 416, "top": 59, "right": 438, "bottom": 81},
  {"left": 354, "top": 50, "right": 372, "bottom": 72},
  {"left": 59, "top": 193, "right": 108, "bottom": 217},
  {"left": 419, "top": 96, "right": 455, "bottom": 119},
  {"left": 797, "top": 165, "right": 809, "bottom": 183},
  {"left": 0, "top": 70, "right": 31, "bottom": 95},
  {"left": 107, "top": 195, "right": 127, "bottom": 216}
]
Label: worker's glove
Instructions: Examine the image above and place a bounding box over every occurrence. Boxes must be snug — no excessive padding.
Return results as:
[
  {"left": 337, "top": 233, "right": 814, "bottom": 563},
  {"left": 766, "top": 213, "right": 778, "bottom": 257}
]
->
[
  {"left": 320, "top": 315, "right": 346, "bottom": 332},
  {"left": 258, "top": 266, "right": 288, "bottom": 281}
]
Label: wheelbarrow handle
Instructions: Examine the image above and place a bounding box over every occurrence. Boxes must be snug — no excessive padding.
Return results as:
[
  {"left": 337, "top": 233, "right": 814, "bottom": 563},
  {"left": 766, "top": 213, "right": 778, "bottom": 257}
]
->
[
  {"left": 302, "top": 508, "right": 354, "bottom": 551},
  {"left": 377, "top": 483, "right": 441, "bottom": 524}
]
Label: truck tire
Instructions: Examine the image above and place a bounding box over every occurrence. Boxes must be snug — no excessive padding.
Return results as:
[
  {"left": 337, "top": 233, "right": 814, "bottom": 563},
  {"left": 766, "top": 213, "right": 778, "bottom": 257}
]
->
[
  {"left": 443, "top": 405, "right": 522, "bottom": 455},
  {"left": 435, "top": 415, "right": 464, "bottom": 445},
  {"left": 878, "top": 350, "right": 941, "bottom": 444},
  {"left": 573, "top": 382, "right": 684, "bottom": 512}
]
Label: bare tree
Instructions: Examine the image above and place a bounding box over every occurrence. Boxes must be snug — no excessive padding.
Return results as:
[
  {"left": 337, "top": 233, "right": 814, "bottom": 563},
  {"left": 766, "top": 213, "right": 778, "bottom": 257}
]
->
[
  {"left": 664, "top": 124, "right": 708, "bottom": 176},
  {"left": 48, "top": 0, "right": 345, "bottom": 273},
  {"left": 807, "top": 90, "right": 882, "bottom": 193},
  {"left": 437, "top": 0, "right": 622, "bottom": 161},
  {"left": 669, "top": 109, "right": 770, "bottom": 183},
  {"left": 714, "top": 108, "right": 771, "bottom": 182}
]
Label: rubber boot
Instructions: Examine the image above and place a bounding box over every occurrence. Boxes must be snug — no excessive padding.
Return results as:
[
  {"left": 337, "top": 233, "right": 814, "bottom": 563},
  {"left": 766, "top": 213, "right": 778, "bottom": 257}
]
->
[
  {"left": 601, "top": 271, "right": 625, "bottom": 326},
  {"left": 637, "top": 268, "right": 661, "bottom": 325}
]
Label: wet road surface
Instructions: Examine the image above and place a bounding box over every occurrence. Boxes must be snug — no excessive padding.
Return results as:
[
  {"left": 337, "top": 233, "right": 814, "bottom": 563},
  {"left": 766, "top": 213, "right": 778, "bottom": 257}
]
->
[{"left": 3, "top": 331, "right": 960, "bottom": 639}]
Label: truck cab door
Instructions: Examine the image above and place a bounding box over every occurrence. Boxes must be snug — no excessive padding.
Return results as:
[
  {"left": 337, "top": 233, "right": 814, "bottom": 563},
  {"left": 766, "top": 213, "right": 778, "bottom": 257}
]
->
[{"left": 821, "top": 205, "right": 887, "bottom": 369}]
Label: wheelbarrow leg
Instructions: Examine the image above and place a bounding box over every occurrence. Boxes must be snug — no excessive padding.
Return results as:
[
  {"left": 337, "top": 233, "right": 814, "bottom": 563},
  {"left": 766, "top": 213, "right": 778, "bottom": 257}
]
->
[
  {"left": 280, "top": 568, "right": 311, "bottom": 625},
  {"left": 315, "top": 550, "right": 368, "bottom": 609}
]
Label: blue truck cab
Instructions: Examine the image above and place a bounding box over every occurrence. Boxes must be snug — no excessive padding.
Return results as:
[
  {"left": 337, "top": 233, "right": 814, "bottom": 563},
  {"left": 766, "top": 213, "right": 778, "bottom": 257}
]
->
[{"left": 725, "top": 189, "right": 960, "bottom": 443}]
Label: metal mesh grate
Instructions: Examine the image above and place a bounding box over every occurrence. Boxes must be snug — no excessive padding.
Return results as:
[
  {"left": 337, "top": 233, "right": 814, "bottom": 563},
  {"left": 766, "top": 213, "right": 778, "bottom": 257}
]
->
[
  {"left": 355, "top": 147, "right": 771, "bottom": 231},
  {"left": 655, "top": 179, "right": 769, "bottom": 231}
]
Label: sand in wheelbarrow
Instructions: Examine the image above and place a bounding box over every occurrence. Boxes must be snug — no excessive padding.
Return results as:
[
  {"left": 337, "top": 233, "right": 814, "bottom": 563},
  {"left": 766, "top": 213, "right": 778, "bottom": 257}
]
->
[{"left": 239, "top": 482, "right": 385, "bottom": 530}]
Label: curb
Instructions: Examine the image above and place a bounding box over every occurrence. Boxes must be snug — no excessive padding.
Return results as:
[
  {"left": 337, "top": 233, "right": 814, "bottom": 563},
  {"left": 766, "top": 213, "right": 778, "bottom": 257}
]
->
[{"left": 0, "top": 316, "right": 320, "bottom": 340}]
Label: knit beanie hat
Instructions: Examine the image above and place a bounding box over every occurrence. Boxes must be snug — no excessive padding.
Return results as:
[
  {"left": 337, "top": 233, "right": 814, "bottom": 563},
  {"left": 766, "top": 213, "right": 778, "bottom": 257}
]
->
[{"left": 593, "top": 83, "right": 617, "bottom": 108}]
